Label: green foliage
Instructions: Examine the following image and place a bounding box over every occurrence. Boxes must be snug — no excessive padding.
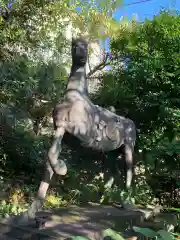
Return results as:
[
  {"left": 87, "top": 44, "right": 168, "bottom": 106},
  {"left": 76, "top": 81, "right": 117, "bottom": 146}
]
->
[
  {"left": 93, "top": 10, "right": 180, "bottom": 207},
  {"left": 0, "top": 123, "right": 49, "bottom": 177},
  {"left": 0, "top": 0, "right": 123, "bottom": 177},
  {"left": 133, "top": 226, "right": 157, "bottom": 238},
  {"left": 72, "top": 225, "right": 180, "bottom": 240},
  {"left": 133, "top": 226, "right": 178, "bottom": 240},
  {"left": 44, "top": 194, "right": 67, "bottom": 208},
  {"left": 71, "top": 237, "right": 89, "bottom": 240},
  {"left": 166, "top": 208, "right": 180, "bottom": 213},
  {"left": 0, "top": 200, "right": 27, "bottom": 218},
  {"left": 99, "top": 10, "right": 180, "bottom": 151},
  {"left": 71, "top": 228, "right": 125, "bottom": 240},
  {"left": 103, "top": 228, "right": 125, "bottom": 240}
]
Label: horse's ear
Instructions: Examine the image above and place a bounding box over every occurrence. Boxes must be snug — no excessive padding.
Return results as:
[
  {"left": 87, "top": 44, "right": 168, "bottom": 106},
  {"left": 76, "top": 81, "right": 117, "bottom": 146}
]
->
[{"left": 72, "top": 37, "right": 76, "bottom": 45}]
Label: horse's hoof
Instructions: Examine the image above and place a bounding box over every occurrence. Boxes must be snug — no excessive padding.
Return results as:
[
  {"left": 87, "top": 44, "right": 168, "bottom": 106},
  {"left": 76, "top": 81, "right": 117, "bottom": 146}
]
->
[{"left": 35, "top": 216, "right": 48, "bottom": 229}]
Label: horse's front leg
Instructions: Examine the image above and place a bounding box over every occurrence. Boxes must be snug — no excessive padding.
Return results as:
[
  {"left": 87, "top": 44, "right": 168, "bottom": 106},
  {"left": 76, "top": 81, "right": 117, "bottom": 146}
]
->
[
  {"left": 10, "top": 161, "right": 54, "bottom": 227},
  {"left": 27, "top": 161, "right": 54, "bottom": 227},
  {"left": 30, "top": 127, "right": 67, "bottom": 227},
  {"left": 12, "top": 127, "right": 67, "bottom": 227},
  {"left": 48, "top": 127, "right": 67, "bottom": 176}
]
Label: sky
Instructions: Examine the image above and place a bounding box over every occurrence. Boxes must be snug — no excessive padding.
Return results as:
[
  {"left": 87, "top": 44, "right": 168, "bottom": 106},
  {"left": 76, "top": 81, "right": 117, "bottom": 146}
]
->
[
  {"left": 113, "top": 0, "right": 180, "bottom": 22},
  {"left": 101, "top": 0, "right": 179, "bottom": 51},
  {"left": 101, "top": 0, "right": 180, "bottom": 67}
]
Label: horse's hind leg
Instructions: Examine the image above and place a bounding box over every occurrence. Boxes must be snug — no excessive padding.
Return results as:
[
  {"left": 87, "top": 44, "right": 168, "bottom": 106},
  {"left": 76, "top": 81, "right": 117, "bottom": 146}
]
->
[
  {"left": 124, "top": 144, "right": 134, "bottom": 189},
  {"left": 104, "top": 150, "right": 119, "bottom": 192}
]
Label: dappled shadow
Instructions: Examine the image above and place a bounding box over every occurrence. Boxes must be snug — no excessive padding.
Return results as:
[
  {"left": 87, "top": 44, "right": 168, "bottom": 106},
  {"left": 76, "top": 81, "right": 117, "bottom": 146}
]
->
[
  {"left": 0, "top": 204, "right": 147, "bottom": 239},
  {"left": 52, "top": 144, "right": 127, "bottom": 204},
  {"left": 1, "top": 203, "right": 179, "bottom": 239}
]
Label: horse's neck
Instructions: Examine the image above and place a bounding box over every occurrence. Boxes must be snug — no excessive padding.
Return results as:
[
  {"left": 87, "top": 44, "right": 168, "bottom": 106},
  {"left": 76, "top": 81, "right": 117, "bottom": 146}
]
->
[{"left": 66, "top": 65, "right": 88, "bottom": 96}]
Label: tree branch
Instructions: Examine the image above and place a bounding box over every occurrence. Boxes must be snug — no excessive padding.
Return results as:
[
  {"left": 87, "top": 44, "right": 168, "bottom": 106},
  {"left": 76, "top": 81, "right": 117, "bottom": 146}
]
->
[
  {"left": 87, "top": 53, "right": 110, "bottom": 78},
  {"left": 87, "top": 52, "right": 92, "bottom": 73}
]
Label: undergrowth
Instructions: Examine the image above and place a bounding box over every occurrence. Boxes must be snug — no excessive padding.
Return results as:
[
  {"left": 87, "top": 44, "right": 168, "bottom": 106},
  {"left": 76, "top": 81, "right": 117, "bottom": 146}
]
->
[{"left": 0, "top": 170, "right": 156, "bottom": 218}]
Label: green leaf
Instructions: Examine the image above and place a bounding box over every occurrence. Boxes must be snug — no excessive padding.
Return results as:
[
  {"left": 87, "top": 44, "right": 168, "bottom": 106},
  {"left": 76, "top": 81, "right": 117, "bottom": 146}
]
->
[
  {"left": 103, "top": 228, "right": 125, "bottom": 240},
  {"left": 133, "top": 226, "right": 157, "bottom": 238},
  {"left": 166, "top": 72, "right": 175, "bottom": 77},
  {"left": 165, "top": 207, "right": 180, "bottom": 213},
  {"left": 176, "top": 181, "right": 180, "bottom": 187},
  {"left": 157, "top": 230, "right": 174, "bottom": 240},
  {"left": 71, "top": 237, "right": 89, "bottom": 240},
  {"left": 174, "top": 110, "right": 180, "bottom": 117}
]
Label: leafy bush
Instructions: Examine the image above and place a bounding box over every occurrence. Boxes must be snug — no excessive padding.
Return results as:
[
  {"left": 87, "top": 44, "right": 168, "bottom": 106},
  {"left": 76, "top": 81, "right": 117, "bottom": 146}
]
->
[
  {"left": 44, "top": 194, "right": 68, "bottom": 208},
  {"left": 0, "top": 200, "right": 27, "bottom": 218},
  {"left": 133, "top": 226, "right": 180, "bottom": 240},
  {"left": 93, "top": 10, "right": 180, "bottom": 208},
  {"left": 71, "top": 226, "right": 180, "bottom": 240}
]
